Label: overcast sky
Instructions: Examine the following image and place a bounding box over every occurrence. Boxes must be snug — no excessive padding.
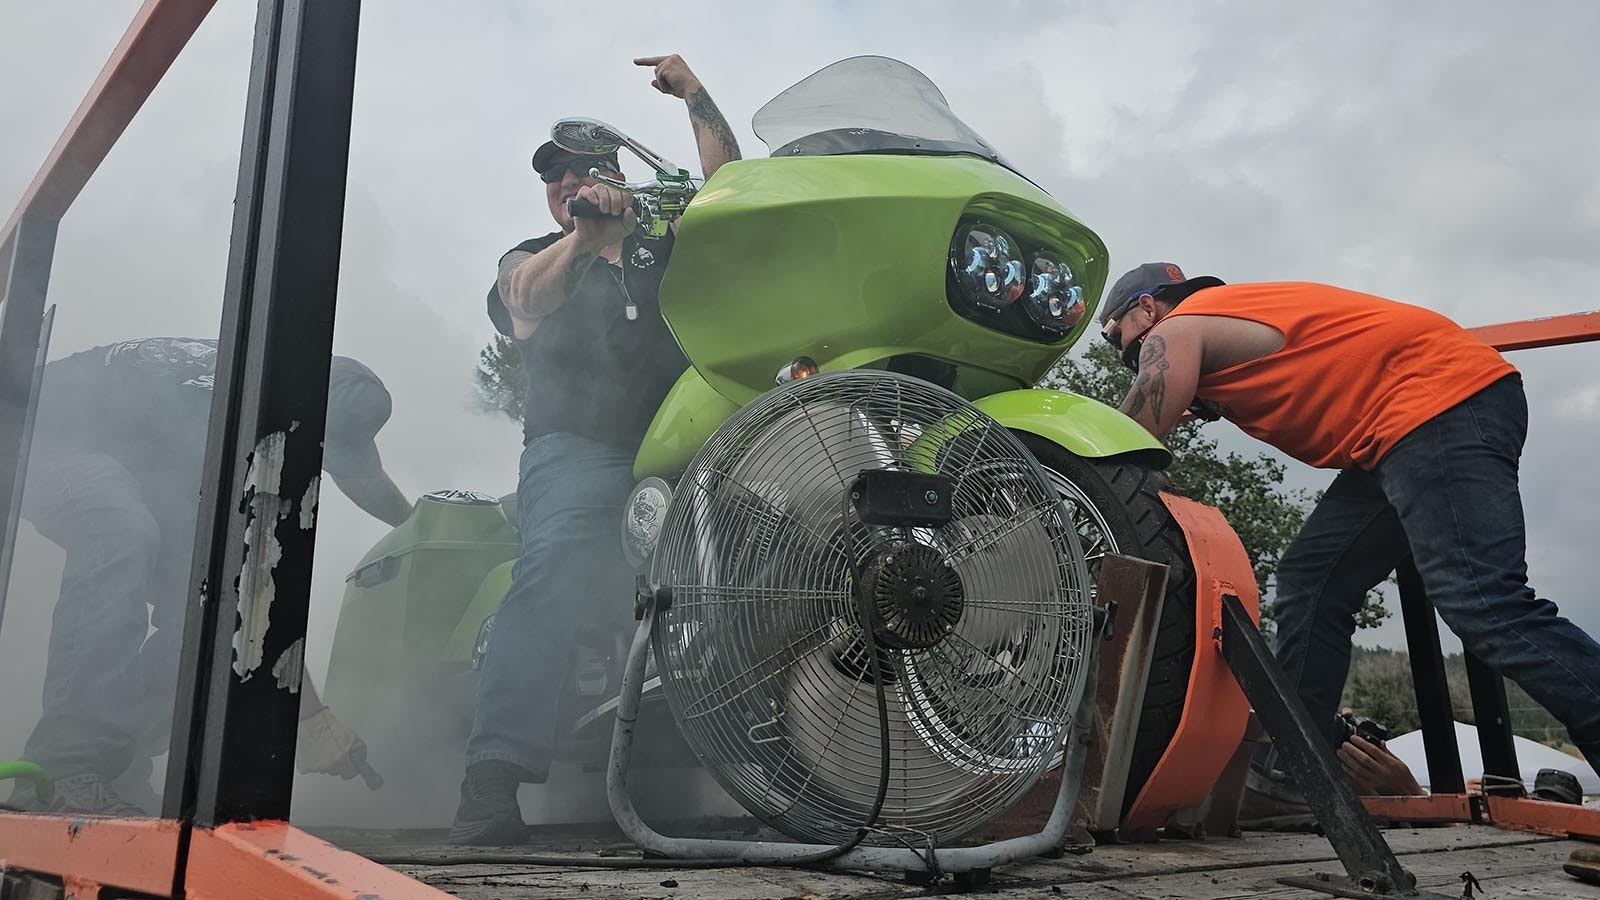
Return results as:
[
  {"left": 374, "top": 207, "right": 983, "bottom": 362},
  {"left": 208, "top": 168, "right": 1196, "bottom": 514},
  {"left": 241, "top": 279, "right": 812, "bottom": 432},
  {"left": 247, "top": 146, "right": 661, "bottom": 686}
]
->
[{"left": 3, "top": 0, "right": 1598, "bottom": 788}]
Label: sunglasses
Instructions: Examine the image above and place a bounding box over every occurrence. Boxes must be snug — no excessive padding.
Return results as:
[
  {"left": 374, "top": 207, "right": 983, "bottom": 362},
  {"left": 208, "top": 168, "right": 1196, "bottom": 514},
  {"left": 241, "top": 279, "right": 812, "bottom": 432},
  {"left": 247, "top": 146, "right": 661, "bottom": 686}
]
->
[
  {"left": 539, "top": 157, "right": 621, "bottom": 185},
  {"left": 1100, "top": 286, "right": 1166, "bottom": 371}
]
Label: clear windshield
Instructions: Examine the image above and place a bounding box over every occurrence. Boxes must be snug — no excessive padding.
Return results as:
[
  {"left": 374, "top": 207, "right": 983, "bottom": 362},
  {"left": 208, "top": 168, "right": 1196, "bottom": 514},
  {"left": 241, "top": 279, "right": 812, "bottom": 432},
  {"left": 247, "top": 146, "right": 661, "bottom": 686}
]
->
[{"left": 753, "top": 56, "right": 1010, "bottom": 166}]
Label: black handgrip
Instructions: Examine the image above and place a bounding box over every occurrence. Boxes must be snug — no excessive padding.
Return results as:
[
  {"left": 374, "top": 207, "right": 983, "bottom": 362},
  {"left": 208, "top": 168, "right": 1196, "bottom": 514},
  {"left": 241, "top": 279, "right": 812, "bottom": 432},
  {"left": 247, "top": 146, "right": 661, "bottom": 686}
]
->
[{"left": 566, "top": 197, "right": 617, "bottom": 219}]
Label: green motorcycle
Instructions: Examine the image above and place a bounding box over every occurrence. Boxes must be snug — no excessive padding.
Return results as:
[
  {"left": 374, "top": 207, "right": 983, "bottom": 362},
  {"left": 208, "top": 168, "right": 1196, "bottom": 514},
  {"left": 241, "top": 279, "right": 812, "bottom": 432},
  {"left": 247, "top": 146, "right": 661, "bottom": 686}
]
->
[{"left": 324, "top": 56, "right": 1196, "bottom": 818}]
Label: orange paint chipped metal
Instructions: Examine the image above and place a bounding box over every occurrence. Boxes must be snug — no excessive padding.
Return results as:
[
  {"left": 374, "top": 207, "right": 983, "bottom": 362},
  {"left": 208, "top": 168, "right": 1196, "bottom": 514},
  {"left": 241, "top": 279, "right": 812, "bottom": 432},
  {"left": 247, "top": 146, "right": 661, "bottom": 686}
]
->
[
  {"left": 185, "top": 821, "right": 451, "bottom": 900},
  {"left": 0, "top": 810, "right": 180, "bottom": 896}
]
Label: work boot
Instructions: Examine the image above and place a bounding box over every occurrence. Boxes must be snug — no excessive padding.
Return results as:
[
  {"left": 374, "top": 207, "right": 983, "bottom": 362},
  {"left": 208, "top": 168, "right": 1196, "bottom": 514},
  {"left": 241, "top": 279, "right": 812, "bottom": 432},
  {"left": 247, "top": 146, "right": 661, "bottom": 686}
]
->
[
  {"left": 1237, "top": 764, "right": 1316, "bottom": 831},
  {"left": 1566, "top": 845, "right": 1600, "bottom": 886},
  {"left": 448, "top": 760, "right": 529, "bottom": 846},
  {"left": 9, "top": 773, "right": 147, "bottom": 817}
]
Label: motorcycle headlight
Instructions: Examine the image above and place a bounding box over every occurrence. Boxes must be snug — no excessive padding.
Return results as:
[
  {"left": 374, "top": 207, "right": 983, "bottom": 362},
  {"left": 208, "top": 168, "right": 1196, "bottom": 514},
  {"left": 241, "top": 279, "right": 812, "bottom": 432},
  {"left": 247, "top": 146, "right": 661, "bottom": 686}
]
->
[
  {"left": 952, "top": 223, "right": 1026, "bottom": 308},
  {"left": 621, "top": 477, "right": 673, "bottom": 569},
  {"left": 1024, "top": 256, "right": 1087, "bottom": 334}
]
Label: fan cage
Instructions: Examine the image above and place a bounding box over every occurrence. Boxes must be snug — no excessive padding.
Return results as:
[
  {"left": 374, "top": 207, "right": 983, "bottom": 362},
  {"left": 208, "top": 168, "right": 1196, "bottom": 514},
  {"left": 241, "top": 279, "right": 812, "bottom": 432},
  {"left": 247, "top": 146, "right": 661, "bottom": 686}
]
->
[{"left": 650, "top": 371, "right": 1094, "bottom": 846}]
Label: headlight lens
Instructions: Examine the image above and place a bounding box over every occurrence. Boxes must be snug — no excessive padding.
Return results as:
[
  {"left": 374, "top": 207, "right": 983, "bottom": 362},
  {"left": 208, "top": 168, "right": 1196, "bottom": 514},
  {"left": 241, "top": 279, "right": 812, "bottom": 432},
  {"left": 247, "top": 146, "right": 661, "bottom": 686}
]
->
[
  {"left": 621, "top": 477, "right": 673, "bottom": 569},
  {"left": 1025, "top": 256, "right": 1087, "bottom": 333},
  {"left": 945, "top": 215, "right": 1094, "bottom": 343},
  {"left": 953, "top": 223, "right": 1026, "bottom": 308}
]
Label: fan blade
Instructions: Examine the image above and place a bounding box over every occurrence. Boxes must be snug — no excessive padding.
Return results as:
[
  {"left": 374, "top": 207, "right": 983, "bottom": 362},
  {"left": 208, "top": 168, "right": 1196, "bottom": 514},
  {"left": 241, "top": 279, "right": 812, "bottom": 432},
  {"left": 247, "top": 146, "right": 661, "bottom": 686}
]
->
[
  {"left": 946, "top": 512, "right": 1063, "bottom": 650},
  {"left": 726, "top": 401, "right": 895, "bottom": 534}
]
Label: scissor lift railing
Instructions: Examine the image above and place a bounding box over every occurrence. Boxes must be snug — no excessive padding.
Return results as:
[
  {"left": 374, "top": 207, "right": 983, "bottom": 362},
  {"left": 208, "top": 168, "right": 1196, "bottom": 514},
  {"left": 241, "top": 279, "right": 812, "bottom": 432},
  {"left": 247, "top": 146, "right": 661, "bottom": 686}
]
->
[{"left": 0, "top": 1, "right": 1597, "bottom": 897}]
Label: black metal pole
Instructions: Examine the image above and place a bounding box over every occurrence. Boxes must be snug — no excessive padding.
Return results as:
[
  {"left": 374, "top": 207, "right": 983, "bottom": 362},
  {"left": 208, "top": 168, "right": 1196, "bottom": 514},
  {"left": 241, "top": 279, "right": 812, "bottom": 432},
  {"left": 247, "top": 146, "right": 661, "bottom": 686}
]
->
[
  {"left": 1463, "top": 650, "right": 1521, "bottom": 789},
  {"left": 162, "top": 0, "right": 360, "bottom": 838},
  {"left": 1219, "top": 594, "right": 1415, "bottom": 895},
  {"left": 1395, "top": 559, "right": 1465, "bottom": 794},
  {"left": 0, "top": 216, "right": 60, "bottom": 633}
]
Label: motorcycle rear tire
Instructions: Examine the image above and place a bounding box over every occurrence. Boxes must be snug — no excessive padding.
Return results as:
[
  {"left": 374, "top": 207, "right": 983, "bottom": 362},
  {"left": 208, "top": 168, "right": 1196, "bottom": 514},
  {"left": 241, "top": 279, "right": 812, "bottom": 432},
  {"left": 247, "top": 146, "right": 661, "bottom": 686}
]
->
[{"left": 1017, "top": 434, "right": 1197, "bottom": 822}]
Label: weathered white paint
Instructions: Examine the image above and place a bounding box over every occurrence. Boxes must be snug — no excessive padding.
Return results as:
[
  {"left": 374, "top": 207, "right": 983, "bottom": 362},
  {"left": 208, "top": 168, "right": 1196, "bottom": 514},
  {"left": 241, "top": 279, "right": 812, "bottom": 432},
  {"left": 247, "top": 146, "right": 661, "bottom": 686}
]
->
[
  {"left": 233, "top": 431, "right": 289, "bottom": 680},
  {"left": 272, "top": 636, "right": 305, "bottom": 693},
  {"left": 300, "top": 474, "right": 320, "bottom": 531}
]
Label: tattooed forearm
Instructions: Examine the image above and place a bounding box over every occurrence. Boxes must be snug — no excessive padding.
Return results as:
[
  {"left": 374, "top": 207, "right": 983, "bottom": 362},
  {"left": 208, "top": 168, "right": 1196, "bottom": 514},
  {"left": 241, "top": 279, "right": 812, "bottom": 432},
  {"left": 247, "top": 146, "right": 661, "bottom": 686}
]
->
[
  {"left": 1118, "top": 335, "right": 1171, "bottom": 424},
  {"left": 497, "top": 250, "right": 533, "bottom": 310},
  {"left": 561, "top": 249, "right": 593, "bottom": 299},
  {"left": 686, "top": 86, "right": 742, "bottom": 171}
]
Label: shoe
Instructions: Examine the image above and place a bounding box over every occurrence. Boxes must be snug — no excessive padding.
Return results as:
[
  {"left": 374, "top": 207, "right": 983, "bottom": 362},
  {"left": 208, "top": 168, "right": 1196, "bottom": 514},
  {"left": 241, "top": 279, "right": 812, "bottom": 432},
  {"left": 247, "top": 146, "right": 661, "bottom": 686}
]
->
[
  {"left": 1566, "top": 845, "right": 1600, "bottom": 886},
  {"left": 448, "top": 761, "right": 529, "bottom": 846},
  {"left": 1237, "top": 766, "right": 1316, "bottom": 831},
  {"left": 9, "top": 773, "right": 147, "bottom": 817}
]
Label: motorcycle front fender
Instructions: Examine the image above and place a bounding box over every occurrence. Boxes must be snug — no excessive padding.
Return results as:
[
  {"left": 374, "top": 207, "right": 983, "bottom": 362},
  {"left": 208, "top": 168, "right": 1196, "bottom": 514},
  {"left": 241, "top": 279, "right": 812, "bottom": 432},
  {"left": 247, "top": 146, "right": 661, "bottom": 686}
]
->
[{"left": 975, "top": 389, "right": 1172, "bottom": 469}]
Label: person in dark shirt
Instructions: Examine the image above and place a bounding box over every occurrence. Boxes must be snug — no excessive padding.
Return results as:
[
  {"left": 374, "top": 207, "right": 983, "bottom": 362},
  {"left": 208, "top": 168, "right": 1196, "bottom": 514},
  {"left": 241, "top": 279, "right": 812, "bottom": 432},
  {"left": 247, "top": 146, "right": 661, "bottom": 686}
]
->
[
  {"left": 7, "top": 338, "right": 411, "bottom": 814},
  {"left": 451, "top": 54, "right": 741, "bottom": 845}
]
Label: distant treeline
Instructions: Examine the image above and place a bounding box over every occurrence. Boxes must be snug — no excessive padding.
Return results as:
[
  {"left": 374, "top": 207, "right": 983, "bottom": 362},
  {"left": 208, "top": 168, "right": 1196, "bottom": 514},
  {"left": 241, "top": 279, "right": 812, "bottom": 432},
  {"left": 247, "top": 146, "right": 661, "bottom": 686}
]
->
[{"left": 1341, "top": 646, "right": 1577, "bottom": 756}]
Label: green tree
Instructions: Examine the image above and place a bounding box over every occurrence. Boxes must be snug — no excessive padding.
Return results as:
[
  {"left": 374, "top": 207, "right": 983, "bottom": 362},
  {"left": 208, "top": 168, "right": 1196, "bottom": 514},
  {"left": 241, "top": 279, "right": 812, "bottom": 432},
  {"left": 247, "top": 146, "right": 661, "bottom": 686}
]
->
[
  {"left": 1041, "top": 342, "right": 1389, "bottom": 629},
  {"left": 475, "top": 334, "right": 526, "bottom": 422},
  {"left": 1340, "top": 646, "right": 1577, "bottom": 755}
]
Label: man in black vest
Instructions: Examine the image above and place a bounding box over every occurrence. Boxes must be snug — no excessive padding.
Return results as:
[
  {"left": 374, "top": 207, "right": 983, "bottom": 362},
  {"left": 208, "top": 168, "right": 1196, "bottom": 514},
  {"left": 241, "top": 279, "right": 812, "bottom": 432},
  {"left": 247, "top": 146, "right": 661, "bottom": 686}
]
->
[
  {"left": 452, "top": 54, "right": 741, "bottom": 845},
  {"left": 7, "top": 338, "right": 411, "bottom": 814}
]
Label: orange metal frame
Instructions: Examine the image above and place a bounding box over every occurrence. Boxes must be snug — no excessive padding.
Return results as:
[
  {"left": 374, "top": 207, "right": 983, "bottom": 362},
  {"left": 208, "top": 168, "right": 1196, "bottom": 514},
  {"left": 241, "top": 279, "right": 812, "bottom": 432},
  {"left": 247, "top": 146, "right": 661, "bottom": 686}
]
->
[
  {"left": 0, "top": 810, "right": 181, "bottom": 897},
  {"left": 185, "top": 822, "right": 453, "bottom": 900},
  {"left": 1121, "top": 493, "right": 1261, "bottom": 829},
  {"left": 0, "top": 810, "right": 449, "bottom": 899},
  {"left": 1470, "top": 310, "right": 1600, "bottom": 352},
  {"left": 1364, "top": 793, "right": 1600, "bottom": 840},
  {"left": 0, "top": 0, "right": 216, "bottom": 257}
]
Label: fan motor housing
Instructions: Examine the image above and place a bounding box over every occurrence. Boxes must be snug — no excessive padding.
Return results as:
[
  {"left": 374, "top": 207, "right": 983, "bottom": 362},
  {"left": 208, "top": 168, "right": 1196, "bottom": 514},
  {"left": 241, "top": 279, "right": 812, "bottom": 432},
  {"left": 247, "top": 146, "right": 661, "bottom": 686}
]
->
[{"left": 863, "top": 543, "right": 964, "bottom": 651}]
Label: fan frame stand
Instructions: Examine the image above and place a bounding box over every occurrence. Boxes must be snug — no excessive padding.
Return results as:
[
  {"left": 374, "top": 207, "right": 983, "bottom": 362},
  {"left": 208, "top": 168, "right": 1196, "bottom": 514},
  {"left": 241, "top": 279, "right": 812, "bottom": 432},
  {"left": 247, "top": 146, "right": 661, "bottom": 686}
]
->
[{"left": 604, "top": 591, "right": 1106, "bottom": 875}]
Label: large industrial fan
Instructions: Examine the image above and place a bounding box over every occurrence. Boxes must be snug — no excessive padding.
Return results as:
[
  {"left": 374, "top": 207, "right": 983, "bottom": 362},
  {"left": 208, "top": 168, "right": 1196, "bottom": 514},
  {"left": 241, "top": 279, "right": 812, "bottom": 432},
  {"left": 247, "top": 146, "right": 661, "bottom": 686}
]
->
[{"left": 608, "top": 371, "right": 1103, "bottom": 872}]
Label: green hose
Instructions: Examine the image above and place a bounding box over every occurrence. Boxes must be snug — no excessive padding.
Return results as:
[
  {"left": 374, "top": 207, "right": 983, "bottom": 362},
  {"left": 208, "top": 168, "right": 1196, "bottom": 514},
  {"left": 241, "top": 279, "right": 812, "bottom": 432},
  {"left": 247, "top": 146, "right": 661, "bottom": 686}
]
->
[{"left": 0, "top": 761, "right": 54, "bottom": 806}]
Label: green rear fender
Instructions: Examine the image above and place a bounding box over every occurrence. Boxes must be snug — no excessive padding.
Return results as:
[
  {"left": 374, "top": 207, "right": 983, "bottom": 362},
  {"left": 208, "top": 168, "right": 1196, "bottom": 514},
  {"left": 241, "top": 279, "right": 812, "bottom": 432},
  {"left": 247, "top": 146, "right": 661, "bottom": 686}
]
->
[
  {"left": 445, "top": 560, "right": 515, "bottom": 663},
  {"left": 975, "top": 389, "right": 1171, "bottom": 468}
]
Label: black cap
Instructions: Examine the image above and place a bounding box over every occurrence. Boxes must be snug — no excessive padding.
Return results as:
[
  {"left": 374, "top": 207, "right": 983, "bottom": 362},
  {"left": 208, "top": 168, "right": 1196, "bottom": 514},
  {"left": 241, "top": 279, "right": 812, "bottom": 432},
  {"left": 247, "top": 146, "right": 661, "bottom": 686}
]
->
[
  {"left": 531, "top": 140, "right": 620, "bottom": 176},
  {"left": 1531, "top": 768, "right": 1583, "bottom": 805},
  {"left": 1100, "top": 261, "right": 1225, "bottom": 325},
  {"left": 323, "top": 356, "right": 391, "bottom": 478}
]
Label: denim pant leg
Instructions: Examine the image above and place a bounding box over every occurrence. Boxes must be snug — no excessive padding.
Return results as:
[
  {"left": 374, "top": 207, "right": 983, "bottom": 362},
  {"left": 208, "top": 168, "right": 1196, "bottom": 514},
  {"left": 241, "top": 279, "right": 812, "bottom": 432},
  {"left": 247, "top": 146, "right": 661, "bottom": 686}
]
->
[
  {"left": 1270, "top": 468, "right": 1412, "bottom": 748},
  {"left": 1375, "top": 376, "right": 1600, "bottom": 774},
  {"left": 19, "top": 453, "right": 163, "bottom": 781},
  {"left": 464, "top": 433, "right": 636, "bottom": 778}
]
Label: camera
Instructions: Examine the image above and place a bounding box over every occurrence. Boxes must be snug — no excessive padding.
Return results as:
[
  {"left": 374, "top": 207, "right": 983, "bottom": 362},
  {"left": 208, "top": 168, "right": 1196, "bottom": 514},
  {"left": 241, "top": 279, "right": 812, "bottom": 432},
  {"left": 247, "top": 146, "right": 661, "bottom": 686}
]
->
[{"left": 1335, "top": 711, "right": 1389, "bottom": 745}]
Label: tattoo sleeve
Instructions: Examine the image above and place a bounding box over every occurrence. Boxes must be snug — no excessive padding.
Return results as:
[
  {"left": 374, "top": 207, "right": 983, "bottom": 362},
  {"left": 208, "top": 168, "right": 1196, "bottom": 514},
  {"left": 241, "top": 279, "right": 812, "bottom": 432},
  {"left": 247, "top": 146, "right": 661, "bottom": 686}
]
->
[
  {"left": 496, "top": 250, "right": 534, "bottom": 310},
  {"left": 1119, "top": 335, "right": 1171, "bottom": 424},
  {"left": 560, "top": 249, "right": 593, "bottom": 300},
  {"left": 686, "top": 86, "right": 742, "bottom": 165}
]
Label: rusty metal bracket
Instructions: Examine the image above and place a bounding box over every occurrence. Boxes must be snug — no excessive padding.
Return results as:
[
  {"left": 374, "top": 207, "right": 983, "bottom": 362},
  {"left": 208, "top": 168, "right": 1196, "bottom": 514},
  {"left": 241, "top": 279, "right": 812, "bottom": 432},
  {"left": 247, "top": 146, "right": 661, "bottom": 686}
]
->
[
  {"left": 1280, "top": 873, "right": 1453, "bottom": 900},
  {"left": 1078, "top": 553, "right": 1168, "bottom": 832},
  {"left": 1218, "top": 594, "right": 1453, "bottom": 898}
]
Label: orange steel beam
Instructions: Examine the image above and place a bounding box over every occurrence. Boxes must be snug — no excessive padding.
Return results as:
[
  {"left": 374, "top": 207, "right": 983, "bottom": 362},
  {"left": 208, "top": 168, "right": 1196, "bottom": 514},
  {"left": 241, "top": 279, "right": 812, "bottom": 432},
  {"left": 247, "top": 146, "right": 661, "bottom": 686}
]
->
[
  {"left": 1362, "top": 793, "right": 1475, "bottom": 824},
  {"left": 0, "top": 810, "right": 181, "bottom": 897},
  {"left": 0, "top": 0, "right": 217, "bottom": 259},
  {"left": 184, "top": 821, "right": 453, "bottom": 900},
  {"left": 1469, "top": 310, "right": 1600, "bottom": 352},
  {"left": 1482, "top": 795, "right": 1600, "bottom": 840},
  {"left": 1122, "top": 494, "right": 1260, "bottom": 830}
]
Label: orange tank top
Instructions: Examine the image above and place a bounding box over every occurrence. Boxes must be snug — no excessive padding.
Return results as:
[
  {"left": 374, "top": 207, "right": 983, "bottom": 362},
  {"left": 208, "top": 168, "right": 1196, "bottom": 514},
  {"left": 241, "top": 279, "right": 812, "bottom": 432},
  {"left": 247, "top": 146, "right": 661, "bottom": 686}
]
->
[{"left": 1164, "top": 283, "right": 1516, "bottom": 470}]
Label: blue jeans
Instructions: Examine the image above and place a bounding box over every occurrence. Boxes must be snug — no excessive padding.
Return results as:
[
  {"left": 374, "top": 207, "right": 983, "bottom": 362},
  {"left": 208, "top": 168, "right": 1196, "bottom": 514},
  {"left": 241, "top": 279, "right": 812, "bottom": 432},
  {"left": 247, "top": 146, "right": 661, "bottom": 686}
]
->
[
  {"left": 464, "top": 432, "right": 636, "bottom": 778},
  {"left": 1271, "top": 375, "right": 1600, "bottom": 775},
  {"left": 19, "top": 452, "right": 193, "bottom": 781}
]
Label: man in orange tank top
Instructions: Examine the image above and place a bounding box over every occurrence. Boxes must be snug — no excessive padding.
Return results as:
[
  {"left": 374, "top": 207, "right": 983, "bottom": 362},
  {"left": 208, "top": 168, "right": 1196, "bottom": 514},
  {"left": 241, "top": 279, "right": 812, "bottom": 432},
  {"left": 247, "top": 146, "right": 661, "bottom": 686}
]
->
[{"left": 1097, "top": 261, "right": 1600, "bottom": 793}]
